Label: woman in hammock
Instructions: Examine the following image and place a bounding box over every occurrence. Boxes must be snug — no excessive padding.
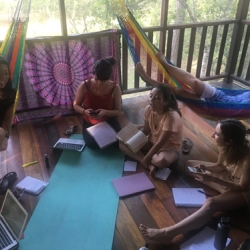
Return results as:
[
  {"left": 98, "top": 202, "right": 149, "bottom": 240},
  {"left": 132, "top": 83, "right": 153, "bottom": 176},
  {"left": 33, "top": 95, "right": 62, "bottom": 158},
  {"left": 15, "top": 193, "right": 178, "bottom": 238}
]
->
[
  {"left": 136, "top": 52, "right": 250, "bottom": 103},
  {"left": 0, "top": 56, "right": 16, "bottom": 151},
  {"left": 73, "top": 57, "right": 122, "bottom": 149},
  {"left": 119, "top": 83, "right": 183, "bottom": 176},
  {"left": 139, "top": 119, "right": 250, "bottom": 245}
]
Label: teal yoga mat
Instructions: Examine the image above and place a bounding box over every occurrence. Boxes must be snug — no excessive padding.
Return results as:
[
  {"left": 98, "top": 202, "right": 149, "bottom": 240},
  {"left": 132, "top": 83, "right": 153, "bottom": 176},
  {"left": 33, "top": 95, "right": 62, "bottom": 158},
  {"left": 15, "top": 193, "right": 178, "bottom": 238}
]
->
[{"left": 19, "top": 135, "right": 124, "bottom": 250}]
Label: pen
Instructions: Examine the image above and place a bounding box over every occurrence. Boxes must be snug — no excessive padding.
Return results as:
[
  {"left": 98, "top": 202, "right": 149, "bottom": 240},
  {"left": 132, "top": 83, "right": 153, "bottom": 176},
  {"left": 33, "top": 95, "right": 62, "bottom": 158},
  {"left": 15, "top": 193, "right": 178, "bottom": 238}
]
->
[
  {"left": 22, "top": 160, "right": 38, "bottom": 168},
  {"left": 198, "top": 190, "right": 211, "bottom": 197}
]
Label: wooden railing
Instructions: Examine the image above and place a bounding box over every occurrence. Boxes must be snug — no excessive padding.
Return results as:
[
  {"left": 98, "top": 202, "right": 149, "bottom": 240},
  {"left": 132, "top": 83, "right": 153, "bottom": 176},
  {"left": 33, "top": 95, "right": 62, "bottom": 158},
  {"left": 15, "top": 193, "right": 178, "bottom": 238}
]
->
[
  {"left": 120, "top": 19, "right": 250, "bottom": 94},
  {"left": 2, "top": 15, "right": 250, "bottom": 96}
]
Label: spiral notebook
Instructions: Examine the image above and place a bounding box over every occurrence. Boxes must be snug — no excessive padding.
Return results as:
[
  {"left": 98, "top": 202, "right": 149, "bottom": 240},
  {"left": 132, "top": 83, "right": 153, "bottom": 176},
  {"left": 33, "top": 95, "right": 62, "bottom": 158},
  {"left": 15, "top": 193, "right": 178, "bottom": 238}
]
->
[{"left": 172, "top": 188, "right": 206, "bottom": 207}]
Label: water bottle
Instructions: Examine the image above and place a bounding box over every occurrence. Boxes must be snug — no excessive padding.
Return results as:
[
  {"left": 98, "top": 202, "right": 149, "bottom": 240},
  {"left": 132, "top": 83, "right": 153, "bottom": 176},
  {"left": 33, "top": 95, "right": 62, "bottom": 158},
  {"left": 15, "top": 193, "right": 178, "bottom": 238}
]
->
[
  {"left": 139, "top": 243, "right": 149, "bottom": 250},
  {"left": 44, "top": 154, "right": 50, "bottom": 169},
  {"left": 214, "top": 216, "right": 230, "bottom": 250}
]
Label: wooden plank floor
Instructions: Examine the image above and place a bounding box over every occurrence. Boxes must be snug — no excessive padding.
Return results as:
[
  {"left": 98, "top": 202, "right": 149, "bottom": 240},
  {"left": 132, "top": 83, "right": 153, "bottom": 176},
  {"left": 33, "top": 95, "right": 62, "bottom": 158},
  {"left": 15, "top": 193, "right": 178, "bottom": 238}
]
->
[{"left": 0, "top": 94, "right": 250, "bottom": 250}]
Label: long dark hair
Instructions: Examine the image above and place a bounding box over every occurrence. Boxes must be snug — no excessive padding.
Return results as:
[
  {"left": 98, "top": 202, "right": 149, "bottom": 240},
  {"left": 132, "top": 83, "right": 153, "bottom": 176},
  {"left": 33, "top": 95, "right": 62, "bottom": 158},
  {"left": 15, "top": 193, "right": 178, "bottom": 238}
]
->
[
  {"left": 154, "top": 83, "right": 182, "bottom": 117},
  {"left": 0, "top": 56, "right": 16, "bottom": 105},
  {"left": 92, "top": 57, "right": 116, "bottom": 81},
  {"left": 0, "top": 56, "right": 12, "bottom": 92},
  {"left": 220, "top": 119, "right": 249, "bottom": 165}
]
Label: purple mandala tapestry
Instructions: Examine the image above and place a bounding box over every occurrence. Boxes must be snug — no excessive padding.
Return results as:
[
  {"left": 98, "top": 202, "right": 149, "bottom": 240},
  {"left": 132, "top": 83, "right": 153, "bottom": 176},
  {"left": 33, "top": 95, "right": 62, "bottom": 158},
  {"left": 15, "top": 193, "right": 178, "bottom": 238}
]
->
[{"left": 16, "top": 30, "right": 119, "bottom": 122}]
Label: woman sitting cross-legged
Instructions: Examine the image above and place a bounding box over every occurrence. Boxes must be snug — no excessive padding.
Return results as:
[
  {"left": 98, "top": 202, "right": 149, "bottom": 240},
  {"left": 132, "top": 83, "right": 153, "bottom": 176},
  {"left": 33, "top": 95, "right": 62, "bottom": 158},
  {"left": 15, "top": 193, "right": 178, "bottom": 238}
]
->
[
  {"left": 119, "top": 83, "right": 183, "bottom": 176},
  {"left": 139, "top": 119, "right": 250, "bottom": 245},
  {"left": 73, "top": 57, "right": 122, "bottom": 149}
]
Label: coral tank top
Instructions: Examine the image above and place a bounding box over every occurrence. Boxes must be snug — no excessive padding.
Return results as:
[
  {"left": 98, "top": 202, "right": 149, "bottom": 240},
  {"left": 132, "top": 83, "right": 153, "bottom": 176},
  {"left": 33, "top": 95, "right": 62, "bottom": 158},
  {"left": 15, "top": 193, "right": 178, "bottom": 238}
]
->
[{"left": 82, "top": 78, "right": 115, "bottom": 124}]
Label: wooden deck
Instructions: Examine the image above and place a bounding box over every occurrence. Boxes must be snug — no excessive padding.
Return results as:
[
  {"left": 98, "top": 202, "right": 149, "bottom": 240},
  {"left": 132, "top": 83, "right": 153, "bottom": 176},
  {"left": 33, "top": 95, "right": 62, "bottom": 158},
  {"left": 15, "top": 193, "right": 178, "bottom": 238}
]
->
[{"left": 1, "top": 94, "right": 250, "bottom": 250}]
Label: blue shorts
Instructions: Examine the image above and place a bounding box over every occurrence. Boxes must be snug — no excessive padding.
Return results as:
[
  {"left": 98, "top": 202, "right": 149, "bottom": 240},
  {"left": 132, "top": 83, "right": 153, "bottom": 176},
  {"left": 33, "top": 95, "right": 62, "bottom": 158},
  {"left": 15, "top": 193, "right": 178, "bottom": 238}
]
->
[{"left": 206, "top": 89, "right": 250, "bottom": 103}]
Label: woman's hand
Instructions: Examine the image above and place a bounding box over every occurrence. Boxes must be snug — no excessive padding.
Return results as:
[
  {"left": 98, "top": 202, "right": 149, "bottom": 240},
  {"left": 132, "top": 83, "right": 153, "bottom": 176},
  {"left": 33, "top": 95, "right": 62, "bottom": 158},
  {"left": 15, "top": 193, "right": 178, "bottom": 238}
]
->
[
  {"left": 94, "top": 109, "right": 105, "bottom": 119},
  {"left": 194, "top": 171, "right": 214, "bottom": 183}
]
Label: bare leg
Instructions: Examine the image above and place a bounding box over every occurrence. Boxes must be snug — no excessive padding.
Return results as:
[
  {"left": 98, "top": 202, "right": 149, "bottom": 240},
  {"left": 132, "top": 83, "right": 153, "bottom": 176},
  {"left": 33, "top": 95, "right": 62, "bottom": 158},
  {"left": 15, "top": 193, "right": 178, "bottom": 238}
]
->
[
  {"left": 0, "top": 128, "right": 8, "bottom": 151},
  {"left": 139, "top": 190, "right": 247, "bottom": 245},
  {"left": 135, "top": 62, "right": 200, "bottom": 100},
  {"left": 156, "top": 52, "right": 205, "bottom": 97},
  {"left": 147, "top": 150, "right": 178, "bottom": 176},
  {"left": 151, "top": 149, "right": 178, "bottom": 168}
]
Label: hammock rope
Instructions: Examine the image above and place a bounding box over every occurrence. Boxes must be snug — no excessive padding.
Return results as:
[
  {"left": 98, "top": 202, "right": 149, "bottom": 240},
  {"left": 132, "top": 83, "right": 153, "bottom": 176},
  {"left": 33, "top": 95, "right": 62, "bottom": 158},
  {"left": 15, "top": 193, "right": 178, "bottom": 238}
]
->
[
  {"left": 116, "top": 6, "right": 250, "bottom": 119},
  {"left": 0, "top": 0, "right": 31, "bottom": 128}
]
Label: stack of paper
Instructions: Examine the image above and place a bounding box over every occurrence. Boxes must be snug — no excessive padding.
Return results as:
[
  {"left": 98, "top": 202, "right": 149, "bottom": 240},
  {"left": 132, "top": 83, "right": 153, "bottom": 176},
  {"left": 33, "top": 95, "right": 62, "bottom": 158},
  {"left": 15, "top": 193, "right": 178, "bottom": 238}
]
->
[{"left": 16, "top": 176, "right": 48, "bottom": 195}]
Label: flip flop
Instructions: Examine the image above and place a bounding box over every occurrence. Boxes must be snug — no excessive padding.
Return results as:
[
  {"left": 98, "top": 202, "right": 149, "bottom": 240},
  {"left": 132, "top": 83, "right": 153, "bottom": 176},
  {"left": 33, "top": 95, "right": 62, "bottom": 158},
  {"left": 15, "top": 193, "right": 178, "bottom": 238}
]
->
[
  {"left": 182, "top": 138, "right": 193, "bottom": 154},
  {"left": 63, "top": 125, "right": 78, "bottom": 135},
  {"left": 0, "top": 172, "right": 17, "bottom": 194}
]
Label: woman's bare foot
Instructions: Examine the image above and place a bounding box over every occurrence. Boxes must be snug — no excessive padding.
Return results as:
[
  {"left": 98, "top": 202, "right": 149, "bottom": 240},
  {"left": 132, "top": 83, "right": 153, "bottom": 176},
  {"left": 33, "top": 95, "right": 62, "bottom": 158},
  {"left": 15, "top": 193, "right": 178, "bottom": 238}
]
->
[
  {"left": 135, "top": 63, "right": 153, "bottom": 83},
  {"left": 148, "top": 164, "right": 157, "bottom": 176},
  {"left": 139, "top": 224, "right": 173, "bottom": 245},
  {"left": 155, "top": 52, "right": 167, "bottom": 64}
]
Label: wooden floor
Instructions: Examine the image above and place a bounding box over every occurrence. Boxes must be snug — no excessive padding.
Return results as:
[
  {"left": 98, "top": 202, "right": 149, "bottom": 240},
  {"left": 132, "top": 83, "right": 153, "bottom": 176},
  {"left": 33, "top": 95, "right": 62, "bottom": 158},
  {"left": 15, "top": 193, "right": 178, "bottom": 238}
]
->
[{"left": 1, "top": 94, "right": 250, "bottom": 250}]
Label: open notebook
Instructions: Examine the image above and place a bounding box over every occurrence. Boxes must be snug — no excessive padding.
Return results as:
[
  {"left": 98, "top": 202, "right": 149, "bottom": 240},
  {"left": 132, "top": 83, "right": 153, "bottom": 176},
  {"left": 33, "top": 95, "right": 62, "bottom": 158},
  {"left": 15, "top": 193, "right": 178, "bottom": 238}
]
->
[{"left": 0, "top": 189, "right": 28, "bottom": 250}]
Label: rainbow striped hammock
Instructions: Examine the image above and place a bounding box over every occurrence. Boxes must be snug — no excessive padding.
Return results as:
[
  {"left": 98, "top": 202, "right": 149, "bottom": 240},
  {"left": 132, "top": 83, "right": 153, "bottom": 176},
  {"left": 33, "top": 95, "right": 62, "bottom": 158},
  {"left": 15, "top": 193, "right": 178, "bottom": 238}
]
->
[
  {"left": 117, "top": 7, "right": 250, "bottom": 119},
  {"left": 0, "top": 0, "right": 31, "bottom": 129}
]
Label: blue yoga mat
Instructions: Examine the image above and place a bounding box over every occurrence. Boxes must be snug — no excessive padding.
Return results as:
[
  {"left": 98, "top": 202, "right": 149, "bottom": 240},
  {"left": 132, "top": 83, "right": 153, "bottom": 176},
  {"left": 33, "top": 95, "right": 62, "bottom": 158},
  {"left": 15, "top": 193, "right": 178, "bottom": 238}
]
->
[{"left": 19, "top": 135, "right": 124, "bottom": 250}]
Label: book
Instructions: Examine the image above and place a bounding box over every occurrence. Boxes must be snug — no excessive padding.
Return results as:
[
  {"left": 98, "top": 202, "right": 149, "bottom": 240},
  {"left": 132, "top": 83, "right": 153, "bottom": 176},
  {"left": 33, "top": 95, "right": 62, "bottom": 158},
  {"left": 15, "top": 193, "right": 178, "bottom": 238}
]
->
[
  {"left": 86, "top": 121, "right": 117, "bottom": 149},
  {"left": 15, "top": 176, "right": 48, "bottom": 195},
  {"left": 154, "top": 168, "right": 171, "bottom": 180},
  {"left": 112, "top": 172, "right": 155, "bottom": 197},
  {"left": 180, "top": 226, "right": 231, "bottom": 250},
  {"left": 116, "top": 122, "right": 148, "bottom": 153},
  {"left": 172, "top": 188, "right": 206, "bottom": 207}
]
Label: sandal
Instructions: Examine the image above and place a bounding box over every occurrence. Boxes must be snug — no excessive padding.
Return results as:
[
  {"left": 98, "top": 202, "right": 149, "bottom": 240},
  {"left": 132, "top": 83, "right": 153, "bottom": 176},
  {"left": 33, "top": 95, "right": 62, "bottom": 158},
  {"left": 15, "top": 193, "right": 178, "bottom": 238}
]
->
[
  {"left": 63, "top": 125, "right": 78, "bottom": 135},
  {"left": 182, "top": 138, "right": 193, "bottom": 154},
  {"left": 0, "top": 172, "right": 17, "bottom": 194}
]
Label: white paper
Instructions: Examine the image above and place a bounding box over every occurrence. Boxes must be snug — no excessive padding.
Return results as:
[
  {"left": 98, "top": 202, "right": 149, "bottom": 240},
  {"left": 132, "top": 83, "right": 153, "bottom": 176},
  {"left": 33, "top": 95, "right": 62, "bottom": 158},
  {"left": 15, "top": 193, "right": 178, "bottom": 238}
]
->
[
  {"left": 16, "top": 176, "right": 48, "bottom": 195},
  {"left": 180, "top": 227, "right": 231, "bottom": 250},
  {"left": 124, "top": 161, "right": 137, "bottom": 171},
  {"left": 155, "top": 168, "right": 171, "bottom": 180},
  {"left": 126, "top": 130, "right": 148, "bottom": 152}
]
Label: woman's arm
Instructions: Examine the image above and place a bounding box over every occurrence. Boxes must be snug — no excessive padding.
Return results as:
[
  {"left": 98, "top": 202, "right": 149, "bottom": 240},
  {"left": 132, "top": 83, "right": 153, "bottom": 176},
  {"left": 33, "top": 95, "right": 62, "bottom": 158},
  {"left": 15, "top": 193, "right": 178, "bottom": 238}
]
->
[
  {"left": 96, "top": 84, "right": 122, "bottom": 118},
  {"left": 73, "top": 82, "right": 87, "bottom": 115},
  {"left": 142, "top": 129, "right": 172, "bottom": 165},
  {"left": 141, "top": 119, "right": 150, "bottom": 136},
  {"left": 195, "top": 155, "right": 250, "bottom": 192},
  {"left": 198, "top": 149, "right": 226, "bottom": 173},
  {"left": 2, "top": 104, "right": 14, "bottom": 134}
]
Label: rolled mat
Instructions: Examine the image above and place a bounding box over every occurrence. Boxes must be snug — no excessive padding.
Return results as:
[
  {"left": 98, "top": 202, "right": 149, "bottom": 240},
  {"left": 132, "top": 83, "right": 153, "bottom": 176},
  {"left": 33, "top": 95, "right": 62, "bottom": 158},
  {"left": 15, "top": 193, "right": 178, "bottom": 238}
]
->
[{"left": 19, "top": 134, "right": 124, "bottom": 250}]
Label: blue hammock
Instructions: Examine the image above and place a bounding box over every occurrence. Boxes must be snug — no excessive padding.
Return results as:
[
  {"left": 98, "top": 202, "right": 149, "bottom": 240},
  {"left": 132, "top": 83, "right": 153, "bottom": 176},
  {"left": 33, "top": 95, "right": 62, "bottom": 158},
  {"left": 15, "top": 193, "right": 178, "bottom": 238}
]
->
[{"left": 117, "top": 8, "right": 250, "bottom": 119}]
